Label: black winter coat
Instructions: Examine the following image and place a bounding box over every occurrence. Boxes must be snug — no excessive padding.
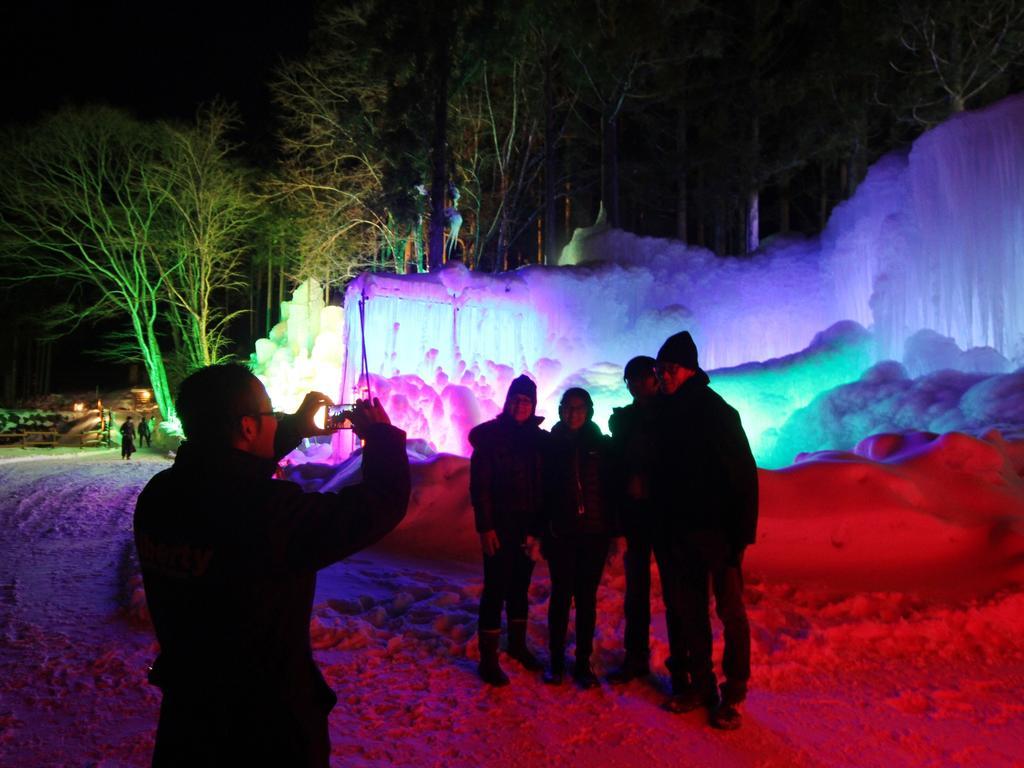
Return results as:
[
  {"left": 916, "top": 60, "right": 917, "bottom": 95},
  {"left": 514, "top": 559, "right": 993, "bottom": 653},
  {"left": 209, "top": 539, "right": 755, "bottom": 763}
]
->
[
  {"left": 608, "top": 401, "right": 659, "bottom": 534},
  {"left": 539, "top": 420, "right": 619, "bottom": 539},
  {"left": 468, "top": 413, "right": 546, "bottom": 542},
  {"left": 654, "top": 371, "right": 758, "bottom": 553},
  {"left": 134, "top": 418, "right": 409, "bottom": 767}
]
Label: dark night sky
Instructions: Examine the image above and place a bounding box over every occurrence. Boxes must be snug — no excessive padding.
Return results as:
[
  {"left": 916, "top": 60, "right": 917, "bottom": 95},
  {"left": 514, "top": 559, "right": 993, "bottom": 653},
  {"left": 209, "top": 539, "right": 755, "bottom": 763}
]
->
[
  {"left": 1, "top": 1, "right": 314, "bottom": 393},
  {"left": 2, "top": 0, "right": 312, "bottom": 135}
]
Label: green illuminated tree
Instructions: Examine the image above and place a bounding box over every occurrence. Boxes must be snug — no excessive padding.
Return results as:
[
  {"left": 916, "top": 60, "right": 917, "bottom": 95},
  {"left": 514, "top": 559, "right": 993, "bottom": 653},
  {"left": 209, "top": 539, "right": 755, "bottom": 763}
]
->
[
  {"left": 0, "top": 107, "right": 176, "bottom": 418},
  {"left": 154, "top": 103, "right": 261, "bottom": 370},
  {"left": 0, "top": 105, "right": 264, "bottom": 416}
]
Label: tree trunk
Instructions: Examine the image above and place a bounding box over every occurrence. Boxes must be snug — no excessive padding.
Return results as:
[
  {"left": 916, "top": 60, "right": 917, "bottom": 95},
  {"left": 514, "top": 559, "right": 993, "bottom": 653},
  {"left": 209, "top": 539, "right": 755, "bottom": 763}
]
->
[
  {"left": 543, "top": 52, "right": 559, "bottom": 266},
  {"left": 950, "top": 14, "right": 965, "bottom": 113},
  {"left": 675, "top": 101, "right": 688, "bottom": 243},
  {"left": 496, "top": 173, "right": 510, "bottom": 271},
  {"left": 746, "top": 189, "right": 759, "bottom": 254},
  {"left": 427, "top": 12, "right": 452, "bottom": 272},
  {"left": 564, "top": 180, "right": 572, "bottom": 241},
  {"left": 601, "top": 111, "right": 620, "bottom": 228},
  {"left": 713, "top": 205, "right": 726, "bottom": 256},
  {"left": 249, "top": 260, "right": 257, "bottom": 344},
  {"left": 779, "top": 181, "right": 791, "bottom": 234},
  {"left": 695, "top": 168, "right": 705, "bottom": 248},
  {"left": 819, "top": 161, "right": 828, "bottom": 231},
  {"left": 42, "top": 340, "right": 52, "bottom": 395},
  {"left": 3, "top": 335, "right": 15, "bottom": 403},
  {"left": 265, "top": 259, "right": 273, "bottom": 336},
  {"left": 278, "top": 263, "right": 285, "bottom": 310},
  {"left": 746, "top": 116, "right": 760, "bottom": 254},
  {"left": 848, "top": 117, "right": 866, "bottom": 198}
]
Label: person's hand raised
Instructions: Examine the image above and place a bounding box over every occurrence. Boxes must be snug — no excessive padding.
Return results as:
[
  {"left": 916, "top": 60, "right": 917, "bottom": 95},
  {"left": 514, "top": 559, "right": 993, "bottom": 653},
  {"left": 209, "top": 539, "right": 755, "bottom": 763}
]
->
[
  {"left": 347, "top": 397, "right": 391, "bottom": 439},
  {"left": 295, "top": 391, "right": 334, "bottom": 438}
]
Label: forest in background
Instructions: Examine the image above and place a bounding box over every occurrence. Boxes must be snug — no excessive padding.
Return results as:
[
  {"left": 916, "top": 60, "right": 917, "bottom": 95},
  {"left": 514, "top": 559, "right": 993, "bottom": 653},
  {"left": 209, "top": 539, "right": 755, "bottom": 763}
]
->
[{"left": 1, "top": 0, "right": 1023, "bottom": 410}]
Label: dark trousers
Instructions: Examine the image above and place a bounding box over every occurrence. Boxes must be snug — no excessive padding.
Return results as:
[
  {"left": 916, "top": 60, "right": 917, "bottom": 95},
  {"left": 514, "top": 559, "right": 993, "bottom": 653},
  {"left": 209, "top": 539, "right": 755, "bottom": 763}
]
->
[
  {"left": 546, "top": 534, "right": 610, "bottom": 662},
  {"left": 622, "top": 503, "right": 667, "bottom": 662},
  {"left": 479, "top": 539, "right": 536, "bottom": 631},
  {"left": 662, "top": 531, "right": 750, "bottom": 703}
]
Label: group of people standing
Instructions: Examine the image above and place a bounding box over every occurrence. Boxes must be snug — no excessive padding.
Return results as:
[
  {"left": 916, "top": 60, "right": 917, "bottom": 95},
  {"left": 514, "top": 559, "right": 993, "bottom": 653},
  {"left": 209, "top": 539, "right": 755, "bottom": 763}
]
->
[
  {"left": 469, "top": 330, "right": 759, "bottom": 730},
  {"left": 119, "top": 414, "right": 154, "bottom": 459}
]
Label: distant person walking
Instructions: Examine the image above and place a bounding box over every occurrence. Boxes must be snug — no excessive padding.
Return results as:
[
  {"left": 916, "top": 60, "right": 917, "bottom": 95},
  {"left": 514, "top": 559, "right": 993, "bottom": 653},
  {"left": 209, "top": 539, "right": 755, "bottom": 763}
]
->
[
  {"left": 104, "top": 410, "right": 115, "bottom": 448},
  {"left": 468, "top": 374, "right": 547, "bottom": 686},
  {"left": 121, "top": 417, "right": 137, "bottom": 460},
  {"left": 137, "top": 415, "right": 152, "bottom": 448},
  {"left": 538, "top": 387, "right": 618, "bottom": 689}
]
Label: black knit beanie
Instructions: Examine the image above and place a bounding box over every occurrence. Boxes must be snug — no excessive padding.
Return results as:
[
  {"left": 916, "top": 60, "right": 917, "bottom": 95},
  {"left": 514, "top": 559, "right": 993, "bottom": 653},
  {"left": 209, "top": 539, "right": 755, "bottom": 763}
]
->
[
  {"left": 623, "top": 355, "right": 656, "bottom": 381},
  {"left": 505, "top": 374, "right": 537, "bottom": 405},
  {"left": 657, "top": 331, "right": 699, "bottom": 370}
]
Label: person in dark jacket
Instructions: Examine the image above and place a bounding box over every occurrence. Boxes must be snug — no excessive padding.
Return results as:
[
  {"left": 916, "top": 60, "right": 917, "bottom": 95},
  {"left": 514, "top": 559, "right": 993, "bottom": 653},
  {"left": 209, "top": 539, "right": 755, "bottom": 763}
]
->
[
  {"left": 137, "top": 414, "right": 152, "bottom": 448},
  {"left": 134, "top": 363, "right": 410, "bottom": 767},
  {"left": 653, "top": 331, "right": 758, "bottom": 730},
  {"left": 607, "top": 355, "right": 667, "bottom": 683},
  {"left": 121, "top": 416, "right": 137, "bottom": 460},
  {"left": 538, "top": 387, "right": 618, "bottom": 689},
  {"left": 468, "top": 374, "right": 547, "bottom": 686}
]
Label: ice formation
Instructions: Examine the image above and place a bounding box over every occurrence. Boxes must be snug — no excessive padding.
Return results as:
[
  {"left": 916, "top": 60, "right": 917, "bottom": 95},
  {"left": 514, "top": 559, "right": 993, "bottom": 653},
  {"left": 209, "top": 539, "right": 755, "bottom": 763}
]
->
[
  {"left": 251, "top": 93, "right": 1024, "bottom": 464},
  {"left": 823, "top": 93, "right": 1024, "bottom": 363},
  {"left": 251, "top": 278, "right": 345, "bottom": 414}
]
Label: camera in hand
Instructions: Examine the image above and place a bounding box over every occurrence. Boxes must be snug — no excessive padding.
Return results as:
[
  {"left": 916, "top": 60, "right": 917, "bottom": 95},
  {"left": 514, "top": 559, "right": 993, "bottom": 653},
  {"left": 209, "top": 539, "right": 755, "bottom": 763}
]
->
[{"left": 325, "top": 404, "right": 355, "bottom": 430}]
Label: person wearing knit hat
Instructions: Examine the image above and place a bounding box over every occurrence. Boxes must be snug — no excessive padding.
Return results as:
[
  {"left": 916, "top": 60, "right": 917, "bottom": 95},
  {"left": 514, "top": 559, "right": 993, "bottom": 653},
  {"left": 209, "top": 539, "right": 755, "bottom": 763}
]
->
[
  {"left": 656, "top": 331, "right": 699, "bottom": 371},
  {"left": 468, "top": 374, "right": 547, "bottom": 686},
  {"left": 652, "top": 331, "right": 758, "bottom": 731}
]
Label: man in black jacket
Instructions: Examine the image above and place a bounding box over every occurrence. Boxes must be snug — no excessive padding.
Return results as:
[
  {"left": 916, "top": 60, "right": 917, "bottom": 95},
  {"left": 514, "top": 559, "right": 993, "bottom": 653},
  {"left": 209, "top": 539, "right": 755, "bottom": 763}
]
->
[
  {"left": 654, "top": 331, "right": 758, "bottom": 730},
  {"left": 134, "top": 363, "right": 410, "bottom": 767},
  {"left": 469, "top": 374, "right": 547, "bottom": 685},
  {"left": 607, "top": 355, "right": 663, "bottom": 683}
]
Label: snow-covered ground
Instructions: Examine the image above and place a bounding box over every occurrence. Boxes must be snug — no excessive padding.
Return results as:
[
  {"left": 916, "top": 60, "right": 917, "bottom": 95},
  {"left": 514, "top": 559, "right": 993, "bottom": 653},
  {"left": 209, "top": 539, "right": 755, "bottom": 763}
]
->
[{"left": 2, "top": 440, "right": 1023, "bottom": 768}]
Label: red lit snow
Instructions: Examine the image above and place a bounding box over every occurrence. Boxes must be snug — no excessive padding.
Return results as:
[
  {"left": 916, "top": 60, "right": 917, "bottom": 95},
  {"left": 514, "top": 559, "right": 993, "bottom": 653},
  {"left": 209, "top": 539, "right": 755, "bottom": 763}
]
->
[{"left": 1, "top": 433, "right": 1023, "bottom": 767}]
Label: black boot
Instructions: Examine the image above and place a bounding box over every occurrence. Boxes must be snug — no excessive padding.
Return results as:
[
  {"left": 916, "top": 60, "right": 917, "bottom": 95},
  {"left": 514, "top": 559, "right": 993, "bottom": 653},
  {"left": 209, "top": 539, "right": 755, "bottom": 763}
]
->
[
  {"left": 711, "top": 680, "right": 746, "bottom": 730},
  {"left": 507, "top": 619, "right": 542, "bottom": 671},
  {"left": 543, "top": 651, "right": 565, "bottom": 685},
  {"left": 477, "top": 629, "right": 509, "bottom": 686},
  {"left": 711, "top": 701, "right": 742, "bottom": 730},
  {"left": 607, "top": 654, "right": 650, "bottom": 684},
  {"left": 572, "top": 658, "right": 600, "bottom": 690},
  {"left": 663, "top": 679, "right": 719, "bottom": 714}
]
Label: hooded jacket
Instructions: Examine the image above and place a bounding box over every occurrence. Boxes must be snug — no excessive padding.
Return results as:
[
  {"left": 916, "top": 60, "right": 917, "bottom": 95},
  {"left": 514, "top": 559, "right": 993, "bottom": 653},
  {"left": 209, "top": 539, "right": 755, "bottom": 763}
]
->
[
  {"left": 654, "top": 370, "right": 758, "bottom": 552},
  {"left": 468, "top": 412, "right": 546, "bottom": 540}
]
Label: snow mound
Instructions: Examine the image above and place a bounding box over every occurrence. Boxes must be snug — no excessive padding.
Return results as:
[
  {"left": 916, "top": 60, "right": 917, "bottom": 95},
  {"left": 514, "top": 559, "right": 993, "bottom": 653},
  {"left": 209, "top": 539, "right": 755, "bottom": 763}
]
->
[
  {"left": 287, "top": 428, "right": 1024, "bottom": 598},
  {"left": 767, "top": 364, "right": 1024, "bottom": 465},
  {"left": 754, "top": 430, "right": 1024, "bottom": 596}
]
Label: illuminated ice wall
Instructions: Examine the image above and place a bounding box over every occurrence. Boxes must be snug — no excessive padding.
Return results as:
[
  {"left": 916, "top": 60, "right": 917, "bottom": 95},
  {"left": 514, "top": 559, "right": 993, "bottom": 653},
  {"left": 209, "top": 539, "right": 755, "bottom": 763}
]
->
[
  {"left": 823, "top": 92, "right": 1024, "bottom": 364},
  {"left": 254, "top": 93, "right": 1024, "bottom": 465},
  {"left": 252, "top": 279, "right": 345, "bottom": 414},
  {"left": 339, "top": 241, "right": 845, "bottom": 460}
]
